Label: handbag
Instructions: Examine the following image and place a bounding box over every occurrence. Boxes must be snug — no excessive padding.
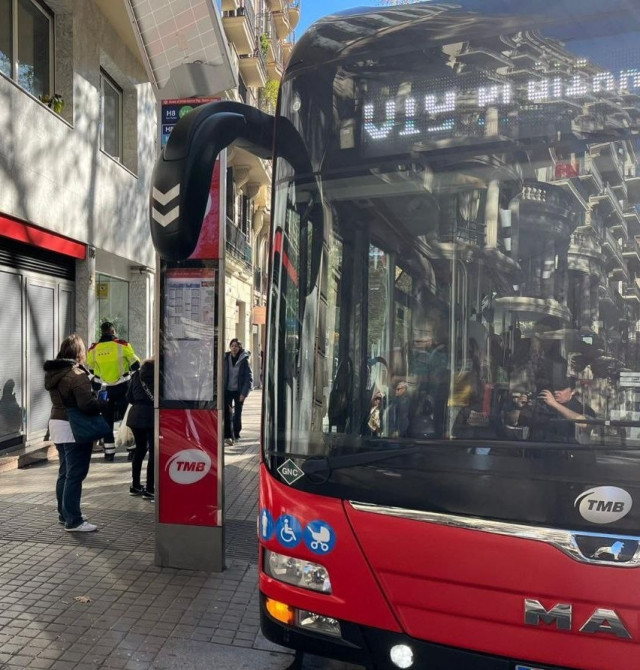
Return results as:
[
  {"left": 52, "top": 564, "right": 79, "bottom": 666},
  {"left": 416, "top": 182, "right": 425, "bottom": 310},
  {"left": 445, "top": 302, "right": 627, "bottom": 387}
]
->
[
  {"left": 66, "top": 407, "right": 111, "bottom": 443},
  {"left": 115, "top": 405, "right": 135, "bottom": 448}
]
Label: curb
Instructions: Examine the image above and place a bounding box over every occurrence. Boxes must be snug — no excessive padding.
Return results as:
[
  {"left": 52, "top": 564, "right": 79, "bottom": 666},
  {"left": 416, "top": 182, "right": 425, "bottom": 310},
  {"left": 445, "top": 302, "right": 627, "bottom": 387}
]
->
[{"left": 0, "top": 441, "right": 57, "bottom": 472}]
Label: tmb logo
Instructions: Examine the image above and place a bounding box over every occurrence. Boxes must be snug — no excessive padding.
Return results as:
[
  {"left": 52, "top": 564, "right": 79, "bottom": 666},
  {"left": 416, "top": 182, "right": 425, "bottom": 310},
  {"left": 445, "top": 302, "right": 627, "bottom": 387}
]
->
[
  {"left": 166, "top": 449, "right": 212, "bottom": 485},
  {"left": 575, "top": 486, "right": 632, "bottom": 524}
]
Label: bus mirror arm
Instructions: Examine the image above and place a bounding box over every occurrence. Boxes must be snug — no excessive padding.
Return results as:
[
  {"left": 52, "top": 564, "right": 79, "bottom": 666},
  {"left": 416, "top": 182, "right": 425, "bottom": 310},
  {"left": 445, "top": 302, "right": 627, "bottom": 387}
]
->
[{"left": 150, "top": 101, "right": 275, "bottom": 261}]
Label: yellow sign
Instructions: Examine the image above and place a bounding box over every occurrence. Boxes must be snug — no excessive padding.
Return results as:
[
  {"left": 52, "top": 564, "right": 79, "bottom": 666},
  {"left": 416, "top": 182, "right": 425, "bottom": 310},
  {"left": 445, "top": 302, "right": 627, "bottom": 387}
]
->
[{"left": 97, "top": 283, "right": 109, "bottom": 299}]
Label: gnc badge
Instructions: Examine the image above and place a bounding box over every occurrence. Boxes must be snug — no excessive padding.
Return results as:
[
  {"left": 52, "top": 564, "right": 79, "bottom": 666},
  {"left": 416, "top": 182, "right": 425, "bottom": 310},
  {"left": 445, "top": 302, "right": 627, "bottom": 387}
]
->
[{"left": 166, "top": 449, "right": 212, "bottom": 484}]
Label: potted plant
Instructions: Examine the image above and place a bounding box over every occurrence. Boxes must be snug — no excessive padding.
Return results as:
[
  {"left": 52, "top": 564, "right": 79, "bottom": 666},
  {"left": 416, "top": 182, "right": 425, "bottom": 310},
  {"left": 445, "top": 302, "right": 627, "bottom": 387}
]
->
[
  {"left": 39, "top": 93, "right": 65, "bottom": 115},
  {"left": 259, "top": 32, "right": 271, "bottom": 57},
  {"left": 261, "top": 79, "right": 280, "bottom": 113}
]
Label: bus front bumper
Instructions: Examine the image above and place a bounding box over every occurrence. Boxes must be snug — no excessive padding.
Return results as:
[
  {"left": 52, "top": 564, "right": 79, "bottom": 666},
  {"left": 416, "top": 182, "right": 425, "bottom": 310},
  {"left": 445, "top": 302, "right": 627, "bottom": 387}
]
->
[{"left": 260, "top": 593, "right": 564, "bottom": 670}]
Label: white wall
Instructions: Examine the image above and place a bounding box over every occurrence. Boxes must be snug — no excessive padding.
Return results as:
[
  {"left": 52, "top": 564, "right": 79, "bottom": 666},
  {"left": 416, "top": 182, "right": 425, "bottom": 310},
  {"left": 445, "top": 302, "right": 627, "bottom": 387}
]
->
[{"left": 0, "top": 0, "right": 157, "bottom": 270}]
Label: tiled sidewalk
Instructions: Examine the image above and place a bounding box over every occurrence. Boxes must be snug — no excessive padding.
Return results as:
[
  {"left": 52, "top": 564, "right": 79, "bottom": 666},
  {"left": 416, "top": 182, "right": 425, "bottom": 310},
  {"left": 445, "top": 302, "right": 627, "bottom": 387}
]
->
[{"left": 0, "top": 393, "right": 360, "bottom": 669}]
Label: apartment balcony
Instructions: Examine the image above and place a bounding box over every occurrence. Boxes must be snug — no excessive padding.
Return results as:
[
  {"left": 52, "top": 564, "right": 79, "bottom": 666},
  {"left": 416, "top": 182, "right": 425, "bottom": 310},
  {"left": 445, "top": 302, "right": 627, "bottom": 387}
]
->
[
  {"left": 599, "top": 282, "right": 625, "bottom": 321},
  {"left": 568, "top": 230, "right": 603, "bottom": 268},
  {"left": 551, "top": 154, "right": 603, "bottom": 197},
  {"left": 272, "top": 1, "right": 298, "bottom": 39},
  {"left": 289, "top": 1, "right": 300, "bottom": 31},
  {"left": 222, "top": 0, "right": 240, "bottom": 9},
  {"left": 590, "top": 142, "right": 625, "bottom": 187},
  {"left": 267, "top": 36, "right": 285, "bottom": 79},
  {"left": 627, "top": 175, "right": 640, "bottom": 203},
  {"left": 265, "top": 0, "right": 285, "bottom": 11},
  {"left": 602, "top": 227, "right": 629, "bottom": 280},
  {"left": 456, "top": 47, "right": 512, "bottom": 69},
  {"left": 624, "top": 207, "right": 640, "bottom": 236},
  {"left": 226, "top": 218, "right": 252, "bottom": 268},
  {"left": 281, "top": 40, "right": 294, "bottom": 61},
  {"left": 622, "top": 283, "right": 640, "bottom": 304},
  {"left": 623, "top": 238, "right": 640, "bottom": 269},
  {"left": 515, "top": 181, "right": 577, "bottom": 237},
  {"left": 238, "top": 49, "right": 267, "bottom": 88},
  {"left": 223, "top": 3, "right": 256, "bottom": 55},
  {"left": 591, "top": 184, "right": 627, "bottom": 237}
]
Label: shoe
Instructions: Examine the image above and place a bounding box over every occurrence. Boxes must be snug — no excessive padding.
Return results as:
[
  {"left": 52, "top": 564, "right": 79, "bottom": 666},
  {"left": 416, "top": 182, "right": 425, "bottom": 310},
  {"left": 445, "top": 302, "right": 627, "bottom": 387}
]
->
[
  {"left": 142, "top": 489, "right": 155, "bottom": 501},
  {"left": 224, "top": 438, "right": 233, "bottom": 446},
  {"left": 65, "top": 521, "right": 97, "bottom": 532},
  {"left": 104, "top": 453, "right": 115, "bottom": 462},
  {"left": 129, "top": 485, "right": 144, "bottom": 496}
]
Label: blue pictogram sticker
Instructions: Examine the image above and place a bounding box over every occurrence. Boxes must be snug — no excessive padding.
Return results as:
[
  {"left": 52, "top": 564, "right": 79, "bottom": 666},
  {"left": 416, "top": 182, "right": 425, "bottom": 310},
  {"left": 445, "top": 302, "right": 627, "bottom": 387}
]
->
[
  {"left": 275, "top": 514, "right": 303, "bottom": 548},
  {"left": 259, "top": 509, "right": 275, "bottom": 541},
  {"left": 304, "top": 520, "right": 336, "bottom": 555}
]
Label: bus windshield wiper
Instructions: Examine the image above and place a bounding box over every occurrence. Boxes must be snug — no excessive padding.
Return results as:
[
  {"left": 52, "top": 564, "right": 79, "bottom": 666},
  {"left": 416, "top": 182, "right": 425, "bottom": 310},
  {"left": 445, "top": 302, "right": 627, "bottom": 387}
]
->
[{"left": 302, "top": 446, "right": 422, "bottom": 479}]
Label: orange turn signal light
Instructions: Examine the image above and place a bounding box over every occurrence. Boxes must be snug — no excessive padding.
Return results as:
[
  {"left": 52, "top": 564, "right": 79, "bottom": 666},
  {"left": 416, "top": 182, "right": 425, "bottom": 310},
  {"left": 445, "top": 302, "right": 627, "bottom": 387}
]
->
[{"left": 265, "top": 597, "right": 295, "bottom": 625}]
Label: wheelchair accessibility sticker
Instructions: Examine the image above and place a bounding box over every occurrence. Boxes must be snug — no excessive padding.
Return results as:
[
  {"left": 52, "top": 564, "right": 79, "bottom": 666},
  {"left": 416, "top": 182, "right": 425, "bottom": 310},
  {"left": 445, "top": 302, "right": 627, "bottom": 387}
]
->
[
  {"left": 275, "top": 514, "right": 303, "bottom": 548},
  {"left": 303, "top": 520, "right": 336, "bottom": 555},
  {"left": 259, "top": 509, "right": 275, "bottom": 541}
]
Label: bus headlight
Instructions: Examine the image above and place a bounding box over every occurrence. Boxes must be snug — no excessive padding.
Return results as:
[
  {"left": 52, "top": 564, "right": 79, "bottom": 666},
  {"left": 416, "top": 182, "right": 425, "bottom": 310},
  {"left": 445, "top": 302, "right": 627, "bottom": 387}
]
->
[{"left": 264, "top": 549, "right": 332, "bottom": 593}]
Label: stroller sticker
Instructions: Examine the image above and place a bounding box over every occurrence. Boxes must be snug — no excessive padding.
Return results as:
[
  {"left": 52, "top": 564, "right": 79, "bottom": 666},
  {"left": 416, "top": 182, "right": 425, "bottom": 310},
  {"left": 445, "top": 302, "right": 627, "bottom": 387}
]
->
[
  {"left": 304, "top": 520, "right": 336, "bottom": 555},
  {"left": 275, "top": 514, "right": 303, "bottom": 548},
  {"left": 259, "top": 509, "right": 275, "bottom": 541}
]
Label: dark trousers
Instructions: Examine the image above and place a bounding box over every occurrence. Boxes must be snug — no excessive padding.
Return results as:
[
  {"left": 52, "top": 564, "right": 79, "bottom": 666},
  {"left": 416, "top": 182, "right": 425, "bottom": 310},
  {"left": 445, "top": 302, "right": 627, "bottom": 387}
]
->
[
  {"left": 131, "top": 427, "right": 154, "bottom": 492},
  {"left": 56, "top": 442, "right": 92, "bottom": 528},
  {"left": 102, "top": 382, "right": 129, "bottom": 444},
  {"left": 224, "top": 390, "right": 244, "bottom": 439}
]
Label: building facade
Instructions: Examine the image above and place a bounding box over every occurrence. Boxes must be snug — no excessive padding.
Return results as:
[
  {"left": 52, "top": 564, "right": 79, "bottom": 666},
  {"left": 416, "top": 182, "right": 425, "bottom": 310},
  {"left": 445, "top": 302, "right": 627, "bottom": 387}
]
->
[
  {"left": 0, "top": 0, "right": 298, "bottom": 455},
  {"left": 0, "top": 0, "right": 156, "bottom": 454}
]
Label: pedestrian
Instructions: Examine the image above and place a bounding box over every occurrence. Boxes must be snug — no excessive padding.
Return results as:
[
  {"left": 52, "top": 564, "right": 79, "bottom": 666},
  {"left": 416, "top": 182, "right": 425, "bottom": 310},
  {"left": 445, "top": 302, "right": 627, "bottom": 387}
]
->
[
  {"left": 224, "top": 338, "right": 253, "bottom": 445},
  {"left": 387, "top": 380, "right": 411, "bottom": 438},
  {"left": 126, "top": 358, "right": 155, "bottom": 500},
  {"left": 44, "top": 334, "right": 105, "bottom": 532},
  {"left": 87, "top": 321, "right": 140, "bottom": 461}
]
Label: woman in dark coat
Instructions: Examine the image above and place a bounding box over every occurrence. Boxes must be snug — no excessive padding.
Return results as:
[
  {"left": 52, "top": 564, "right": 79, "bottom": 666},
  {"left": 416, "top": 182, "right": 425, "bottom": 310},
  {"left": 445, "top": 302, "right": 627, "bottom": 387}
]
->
[
  {"left": 44, "top": 334, "right": 104, "bottom": 532},
  {"left": 126, "top": 358, "right": 155, "bottom": 499}
]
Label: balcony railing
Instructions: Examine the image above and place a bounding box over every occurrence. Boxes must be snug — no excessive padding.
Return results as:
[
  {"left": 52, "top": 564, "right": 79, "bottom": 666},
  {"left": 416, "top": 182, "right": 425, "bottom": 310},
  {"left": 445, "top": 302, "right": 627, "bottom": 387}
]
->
[{"left": 226, "top": 218, "right": 252, "bottom": 266}]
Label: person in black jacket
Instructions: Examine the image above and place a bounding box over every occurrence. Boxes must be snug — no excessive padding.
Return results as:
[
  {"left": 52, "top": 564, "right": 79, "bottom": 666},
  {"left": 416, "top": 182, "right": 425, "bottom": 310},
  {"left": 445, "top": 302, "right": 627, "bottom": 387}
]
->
[
  {"left": 126, "top": 358, "right": 155, "bottom": 500},
  {"left": 44, "top": 334, "right": 106, "bottom": 532},
  {"left": 224, "top": 339, "right": 253, "bottom": 445}
]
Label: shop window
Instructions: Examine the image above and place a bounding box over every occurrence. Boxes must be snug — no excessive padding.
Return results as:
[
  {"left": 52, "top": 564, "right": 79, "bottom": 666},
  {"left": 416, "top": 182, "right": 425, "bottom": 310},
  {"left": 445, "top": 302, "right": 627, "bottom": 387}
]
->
[
  {"left": 96, "top": 274, "right": 129, "bottom": 342},
  {"left": 1, "top": 0, "right": 53, "bottom": 100},
  {"left": 100, "top": 68, "right": 123, "bottom": 162}
]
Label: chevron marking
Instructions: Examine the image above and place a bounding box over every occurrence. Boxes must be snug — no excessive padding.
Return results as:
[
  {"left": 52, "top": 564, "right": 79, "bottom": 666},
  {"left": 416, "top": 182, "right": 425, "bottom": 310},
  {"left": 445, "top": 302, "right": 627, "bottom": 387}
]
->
[
  {"left": 153, "top": 184, "right": 180, "bottom": 206},
  {"left": 152, "top": 205, "right": 180, "bottom": 228}
]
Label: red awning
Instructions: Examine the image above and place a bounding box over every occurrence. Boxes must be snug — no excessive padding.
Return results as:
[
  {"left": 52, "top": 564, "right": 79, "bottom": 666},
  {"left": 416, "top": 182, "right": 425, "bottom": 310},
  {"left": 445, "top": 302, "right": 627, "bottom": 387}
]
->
[{"left": 0, "top": 214, "right": 86, "bottom": 259}]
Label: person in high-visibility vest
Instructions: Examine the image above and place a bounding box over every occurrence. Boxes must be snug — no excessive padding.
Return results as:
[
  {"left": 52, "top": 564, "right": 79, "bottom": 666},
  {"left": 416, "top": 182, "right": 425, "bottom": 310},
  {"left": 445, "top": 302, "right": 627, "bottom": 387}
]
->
[{"left": 87, "top": 322, "right": 140, "bottom": 461}]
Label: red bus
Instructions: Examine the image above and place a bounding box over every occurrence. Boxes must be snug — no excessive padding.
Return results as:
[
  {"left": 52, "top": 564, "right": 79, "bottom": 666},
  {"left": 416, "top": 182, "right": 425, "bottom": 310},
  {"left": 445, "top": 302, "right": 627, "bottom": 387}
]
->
[{"left": 150, "top": 1, "right": 640, "bottom": 668}]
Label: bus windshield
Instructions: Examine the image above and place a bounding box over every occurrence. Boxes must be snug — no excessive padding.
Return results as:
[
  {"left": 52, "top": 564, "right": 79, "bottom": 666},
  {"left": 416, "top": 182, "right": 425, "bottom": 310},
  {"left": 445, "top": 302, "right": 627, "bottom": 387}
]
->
[{"left": 264, "top": 1, "right": 640, "bottom": 529}]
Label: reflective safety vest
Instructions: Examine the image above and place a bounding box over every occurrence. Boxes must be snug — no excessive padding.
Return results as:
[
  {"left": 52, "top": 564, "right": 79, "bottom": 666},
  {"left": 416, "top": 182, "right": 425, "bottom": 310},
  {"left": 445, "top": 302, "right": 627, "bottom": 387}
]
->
[{"left": 87, "top": 338, "right": 139, "bottom": 385}]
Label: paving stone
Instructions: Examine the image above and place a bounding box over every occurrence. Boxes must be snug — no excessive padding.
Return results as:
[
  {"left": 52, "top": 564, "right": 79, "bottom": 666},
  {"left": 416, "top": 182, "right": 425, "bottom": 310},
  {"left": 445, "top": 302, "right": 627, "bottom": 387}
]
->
[{"left": 0, "top": 393, "right": 362, "bottom": 670}]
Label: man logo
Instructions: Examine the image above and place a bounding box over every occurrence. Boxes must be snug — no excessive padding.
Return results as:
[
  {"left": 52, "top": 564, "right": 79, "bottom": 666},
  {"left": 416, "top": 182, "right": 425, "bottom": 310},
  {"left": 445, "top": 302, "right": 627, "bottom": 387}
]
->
[
  {"left": 575, "top": 486, "right": 632, "bottom": 524},
  {"left": 167, "top": 449, "right": 212, "bottom": 485}
]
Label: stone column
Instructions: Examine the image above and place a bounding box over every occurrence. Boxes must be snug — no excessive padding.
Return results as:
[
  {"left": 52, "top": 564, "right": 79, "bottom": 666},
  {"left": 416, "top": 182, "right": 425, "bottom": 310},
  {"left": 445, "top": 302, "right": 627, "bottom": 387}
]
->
[
  {"left": 75, "top": 246, "right": 96, "bottom": 346},
  {"left": 129, "top": 266, "right": 155, "bottom": 359}
]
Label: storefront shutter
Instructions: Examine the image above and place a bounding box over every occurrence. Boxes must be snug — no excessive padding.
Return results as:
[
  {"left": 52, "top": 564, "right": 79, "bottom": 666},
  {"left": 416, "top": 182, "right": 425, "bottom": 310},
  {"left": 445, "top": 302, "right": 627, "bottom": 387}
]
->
[
  {"left": 27, "top": 282, "right": 56, "bottom": 436},
  {"left": 0, "top": 236, "right": 75, "bottom": 280},
  {"left": 0, "top": 271, "right": 24, "bottom": 442}
]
